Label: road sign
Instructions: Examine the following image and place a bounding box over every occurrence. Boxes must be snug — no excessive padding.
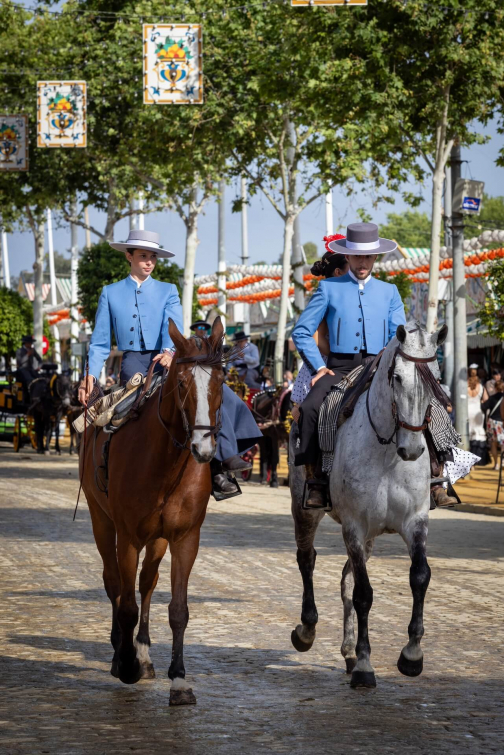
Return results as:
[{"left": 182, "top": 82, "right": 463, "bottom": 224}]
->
[{"left": 452, "top": 179, "right": 484, "bottom": 216}]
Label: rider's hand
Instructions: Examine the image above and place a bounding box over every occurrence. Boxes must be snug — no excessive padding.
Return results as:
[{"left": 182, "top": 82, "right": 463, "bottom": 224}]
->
[
  {"left": 153, "top": 352, "right": 173, "bottom": 370},
  {"left": 310, "top": 367, "right": 334, "bottom": 387},
  {"left": 78, "top": 375, "right": 95, "bottom": 407}
]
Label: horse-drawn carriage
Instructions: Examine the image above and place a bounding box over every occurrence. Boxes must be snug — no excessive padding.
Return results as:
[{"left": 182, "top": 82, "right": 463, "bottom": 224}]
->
[
  {"left": 0, "top": 367, "right": 73, "bottom": 454},
  {"left": 0, "top": 372, "right": 37, "bottom": 451}
]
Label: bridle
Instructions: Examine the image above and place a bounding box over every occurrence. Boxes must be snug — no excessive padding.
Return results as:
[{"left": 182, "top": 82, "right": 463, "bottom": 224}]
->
[
  {"left": 366, "top": 347, "right": 437, "bottom": 446},
  {"left": 157, "top": 353, "right": 223, "bottom": 452}
]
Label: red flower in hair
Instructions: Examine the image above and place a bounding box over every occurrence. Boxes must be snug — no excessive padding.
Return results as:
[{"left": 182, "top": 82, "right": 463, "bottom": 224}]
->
[{"left": 323, "top": 233, "right": 345, "bottom": 253}]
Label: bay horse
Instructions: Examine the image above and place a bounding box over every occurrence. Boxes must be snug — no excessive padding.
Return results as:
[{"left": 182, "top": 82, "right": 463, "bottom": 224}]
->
[
  {"left": 80, "top": 318, "right": 225, "bottom": 704},
  {"left": 29, "top": 372, "right": 73, "bottom": 454},
  {"left": 290, "top": 323, "right": 448, "bottom": 689}
]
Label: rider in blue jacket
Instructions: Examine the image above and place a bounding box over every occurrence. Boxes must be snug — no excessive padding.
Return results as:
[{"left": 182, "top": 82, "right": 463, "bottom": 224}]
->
[
  {"left": 78, "top": 229, "right": 262, "bottom": 499},
  {"left": 292, "top": 222, "right": 406, "bottom": 507}
]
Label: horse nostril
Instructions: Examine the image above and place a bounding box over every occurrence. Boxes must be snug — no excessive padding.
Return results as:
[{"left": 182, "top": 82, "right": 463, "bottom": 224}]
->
[{"left": 397, "top": 447, "right": 409, "bottom": 461}]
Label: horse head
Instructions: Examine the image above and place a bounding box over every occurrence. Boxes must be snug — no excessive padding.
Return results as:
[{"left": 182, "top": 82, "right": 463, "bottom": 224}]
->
[
  {"left": 387, "top": 322, "right": 448, "bottom": 462},
  {"left": 52, "top": 373, "right": 73, "bottom": 409},
  {"left": 167, "top": 317, "right": 225, "bottom": 463}
]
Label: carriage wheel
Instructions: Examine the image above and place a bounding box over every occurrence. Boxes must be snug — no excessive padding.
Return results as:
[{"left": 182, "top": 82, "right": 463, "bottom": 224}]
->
[
  {"left": 13, "top": 416, "right": 21, "bottom": 452},
  {"left": 26, "top": 416, "right": 37, "bottom": 450}
]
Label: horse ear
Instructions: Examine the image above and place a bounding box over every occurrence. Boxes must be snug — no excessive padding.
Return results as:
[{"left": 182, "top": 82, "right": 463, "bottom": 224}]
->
[
  {"left": 168, "top": 318, "right": 186, "bottom": 351},
  {"left": 209, "top": 316, "right": 224, "bottom": 345},
  {"left": 396, "top": 324, "right": 406, "bottom": 343},
  {"left": 434, "top": 323, "right": 448, "bottom": 346}
]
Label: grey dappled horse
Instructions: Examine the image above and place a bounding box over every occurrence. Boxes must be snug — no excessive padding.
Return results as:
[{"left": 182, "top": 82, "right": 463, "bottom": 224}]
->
[{"left": 290, "top": 323, "right": 448, "bottom": 689}]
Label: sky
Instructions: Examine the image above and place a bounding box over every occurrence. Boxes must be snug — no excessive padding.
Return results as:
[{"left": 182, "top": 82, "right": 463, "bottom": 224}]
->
[{"left": 5, "top": 119, "right": 504, "bottom": 280}]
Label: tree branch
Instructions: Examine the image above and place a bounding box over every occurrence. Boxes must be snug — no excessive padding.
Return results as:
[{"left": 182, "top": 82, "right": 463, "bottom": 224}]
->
[{"left": 232, "top": 152, "right": 286, "bottom": 220}]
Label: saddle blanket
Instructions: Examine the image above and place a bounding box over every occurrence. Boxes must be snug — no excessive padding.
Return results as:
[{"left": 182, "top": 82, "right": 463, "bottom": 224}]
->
[
  {"left": 318, "top": 376, "right": 461, "bottom": 475},
  {"left": 73, "top": 372, "right": 144, "bottom": 433}
]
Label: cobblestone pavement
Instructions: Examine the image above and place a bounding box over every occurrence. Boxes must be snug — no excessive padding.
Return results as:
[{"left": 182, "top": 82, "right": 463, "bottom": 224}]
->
[{"left": 1, "top": 447, "right": 504, "bottom": 754}]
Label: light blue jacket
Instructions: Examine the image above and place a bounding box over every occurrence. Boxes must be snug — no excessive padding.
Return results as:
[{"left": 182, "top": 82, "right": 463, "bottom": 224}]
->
[
  {"left": 292, "top": 273, "right": 406, "bottom": 375},
  {"left": 88, "top": 276, "right": 183, "bottom": 378}
]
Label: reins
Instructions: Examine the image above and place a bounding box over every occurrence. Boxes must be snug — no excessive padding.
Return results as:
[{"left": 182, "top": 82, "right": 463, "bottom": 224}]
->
[{"left": 367, "top": 346, "right": 437, "bottom": 446}]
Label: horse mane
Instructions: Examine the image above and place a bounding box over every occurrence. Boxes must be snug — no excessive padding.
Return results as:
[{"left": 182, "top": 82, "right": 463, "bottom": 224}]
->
[{"left": 180, "top": 334, "right": 243, "bottom": 368}]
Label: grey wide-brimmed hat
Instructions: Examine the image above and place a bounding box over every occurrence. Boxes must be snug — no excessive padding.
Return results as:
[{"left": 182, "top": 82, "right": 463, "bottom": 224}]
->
[
  {"left": 327, "top": 222, "right": 397, "bottom": 256},
  {"left": 109, "top": 230, "right": 174, "bottom": 258}
]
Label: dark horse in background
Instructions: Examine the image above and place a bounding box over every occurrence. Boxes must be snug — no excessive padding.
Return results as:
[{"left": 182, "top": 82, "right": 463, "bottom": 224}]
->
[
  {"left": 29, "top": 371, "right": 73, "bottom": 454},
  {"left": 251, "top": 387, "right": 293, "bottom": 487}
]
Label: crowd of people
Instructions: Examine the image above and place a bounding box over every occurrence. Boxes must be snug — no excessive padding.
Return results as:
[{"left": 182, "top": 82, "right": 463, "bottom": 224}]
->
[{"left": 468, "top": 364, "right": 504, "bottom": 469}]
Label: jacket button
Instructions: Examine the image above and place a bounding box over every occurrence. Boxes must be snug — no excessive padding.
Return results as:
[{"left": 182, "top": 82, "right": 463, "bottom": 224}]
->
[
  {"left": 133, "top": 314, "right": 137, "bottom": 318},
  {"left": 354, "top": 346, "right": 358, "bottom": 351},
  {"left": 358, "top": 317, "right": 362, "bottom": 322},
  {"left": 356, "top": 332, "right": 360, "bottom": 337},
  {"left": 137, "top": 290, "right": 141, "bottom": 294},
  {"left": 129, "top": 341, "right": 133, "bottom": 345},
  {"left": 360, "top": 291, "right": 364, "bottom": 295},
  {"left": 130, "top": 327, "right": 134, "bottom": 331}
]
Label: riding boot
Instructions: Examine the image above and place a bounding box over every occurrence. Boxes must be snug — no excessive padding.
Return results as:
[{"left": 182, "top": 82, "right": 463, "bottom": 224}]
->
[
  {"left": 222, "top": 454, "right": 252, "bottom": 472},
  {"left": 304, "top": 463, "right": 329, "bottom": 509},
  {"left": 430, "top": 483, "right": 459, "bottom": 509}
]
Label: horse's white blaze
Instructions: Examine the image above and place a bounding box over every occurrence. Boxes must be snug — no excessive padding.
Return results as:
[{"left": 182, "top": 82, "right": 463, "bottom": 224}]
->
[
  {"left": 192, "top": 365, "right": 213, "bottom": 458},
  {"left": 134, "top": 639, "right": 152, "bottom": 664},
  {"left": 171, "top": 676, "right": 191, "bottom": 691}
]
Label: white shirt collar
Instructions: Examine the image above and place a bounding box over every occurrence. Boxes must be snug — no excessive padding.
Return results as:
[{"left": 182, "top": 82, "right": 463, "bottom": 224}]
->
[
  {"left": 348, "top": 269, "right": 371, "bottom": 290},
  {"left": 130, "top": 274, "right": 150, "bottom": 287}
]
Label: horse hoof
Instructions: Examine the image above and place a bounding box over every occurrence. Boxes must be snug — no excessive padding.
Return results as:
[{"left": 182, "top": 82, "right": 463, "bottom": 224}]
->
[
  {"left": 260, "top": 480, "right": 268, "bottom": 486},
  {"left": 118, "top": 658, "right": 142, "bottom": 685},
  {"left": 169, "top": 688, "right": 197, "bottom": 706},
  {"left": 111, "top": 659, "right": 119, "bottom": 678},
  {"left": 350, "top": 670, "right": 376, "bottom": 689},
  {"left": 345, "top": 657, "right": 357, "bottom": 674},
  {"left": 397, "top": 652, "right": 423, "bottom": 677},
  {"left": 270, "top": 481, "right": 279, "bottom": 488},
  {"left": 290, "top": 628, "right": 313, "bottom": 653},
  {"left": 44, "top": 450, "right": 50, "bottom": 456},
  {"left": 140, "top": 663, "right": 156, "bottom": 680}
]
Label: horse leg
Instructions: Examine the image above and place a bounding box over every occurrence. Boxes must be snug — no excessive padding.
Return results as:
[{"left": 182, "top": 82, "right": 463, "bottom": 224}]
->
[
  {"left": 34, "top": 413, "right": 44, "bottom": 454},
  {"left": 116, "top": 534, "right": 142, "bottom": 684},
  {"left": 168, "top": 529, "right": 200, "bottom": 706},
  {"left": 343, "top": 527, "right": 376, "bottom": 688},
  {"left": 54, "top": 413, "right": 61, "bottom": 455},
  {"left": 291, "top": 507, "right": 325, "bottom": 652},
  {"left": 87, "top": 500, "right": 122, "bottom": 678},
  {"left": 398, "top": 518, "right": 431, "bottom": 678},
  {"left": 269, "top": 431, "right": 280, "bottom": 488},
  {"left": 340, "top": 539, "right": 373, "bottom": 674},
  {"left": 259, "top": 439, "right": 268, "bottom": 484},
  {"left": 135, "top": 537, "right": 169, "bottom": 680},
  {"left": 44, "top": 416, "right": 52, "bottom": 455}
]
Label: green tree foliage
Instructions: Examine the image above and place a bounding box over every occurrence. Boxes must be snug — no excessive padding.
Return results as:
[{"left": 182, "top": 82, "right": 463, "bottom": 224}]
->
[
  {"left": 44, "top": 252, "right": 71, "bottom": 276},
  {"left": 77, "top": 242, "right": 190, "bottom": 328},
  {"left": 467, "top": 194, "right": 504, "bottom": 246},
  {"left": 375, "top": 271, "right": 413, "bottom": 317},
  {"left": 477, "top": 259, "right": 504, "bottom": 341},
  {"left": 0, "top": 288, "right": 34, "bottom": 359},
  {"left": 303, "top": 243, "right": 319, "bottom": 265},
  {"left": 379, "top": 212, "right": 432, "bottom": 248}
]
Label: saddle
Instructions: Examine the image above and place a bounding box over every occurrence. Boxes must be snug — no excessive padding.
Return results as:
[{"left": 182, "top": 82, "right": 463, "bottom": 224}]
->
[{"left": 73, "top": 363, "right": 163, "bottom": 434}]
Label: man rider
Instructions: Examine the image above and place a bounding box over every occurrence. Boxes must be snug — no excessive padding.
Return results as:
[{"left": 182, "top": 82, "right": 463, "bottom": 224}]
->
[
  {"left": 16, "top": 335, "right": 43, "bottom": 402},
  {"left": 78, "top": 229, "right": 262, "bottom": 499},
  {"left": 292, "top": 222, "right": 405, "bottom": 507},
  {"left": 227, "top": 331, "right": 261, "bottom": 388}
]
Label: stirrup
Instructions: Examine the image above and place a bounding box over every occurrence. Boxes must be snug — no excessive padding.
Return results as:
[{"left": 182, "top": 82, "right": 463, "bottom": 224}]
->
[
  {"left": 302, "top": 478, "right": 332, "bottom": 512},
  {"left": 211, "top": 473, "right": 242, "bottom": 501}
]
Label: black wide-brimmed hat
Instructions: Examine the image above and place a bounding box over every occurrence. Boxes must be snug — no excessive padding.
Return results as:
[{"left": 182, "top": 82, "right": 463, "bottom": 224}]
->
[
  {"left": 232, "top": 331, "right": 249, "bottom": 341},
  {"left": 22, "top": 335, "right": 35, "bottom": 344},
  {"left": 190, "top": 320, "right": 211, "bottom": 332},
  {"left": 327, "top": 222, "right": 396, "bottom": 256},
  {"left": 109, "top": 230, "right": 174, "bottom": 258}
]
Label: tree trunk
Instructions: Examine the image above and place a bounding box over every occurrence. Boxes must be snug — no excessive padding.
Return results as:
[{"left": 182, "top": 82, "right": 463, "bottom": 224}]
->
[
  {"left": 182, "top": 191, "right": 200, "bottom": 335},
  {"left": 274, "top": 214, "right": 295, "bottom": 385},
  {"left": 32, "top": 220, "right": 45, "bottom": 346},
  {"left": 104, "top": 184, "right": 117, "bottom": 241},
  {"left": 426, "top": 165, "right": 445, "bottom": 332}
]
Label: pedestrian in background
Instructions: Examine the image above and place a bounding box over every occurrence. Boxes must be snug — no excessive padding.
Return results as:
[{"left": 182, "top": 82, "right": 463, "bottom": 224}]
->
[
  {"left": 468, "top": 365, "right": 489, "bottom": 464},
  {"left": 486, "top": 365, "right": 502, "bottom": 397},
  {"left": 482, "top": 379, "right": 504, "bottom": 470}
]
